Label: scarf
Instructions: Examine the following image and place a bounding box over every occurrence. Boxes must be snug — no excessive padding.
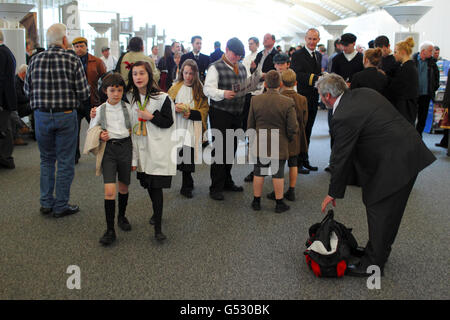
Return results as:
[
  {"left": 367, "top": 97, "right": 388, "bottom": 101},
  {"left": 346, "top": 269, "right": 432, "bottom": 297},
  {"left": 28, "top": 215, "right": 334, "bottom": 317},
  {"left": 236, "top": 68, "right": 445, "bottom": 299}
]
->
[{"left": 222, "top": 54, "right": 239, "bottom": 75}]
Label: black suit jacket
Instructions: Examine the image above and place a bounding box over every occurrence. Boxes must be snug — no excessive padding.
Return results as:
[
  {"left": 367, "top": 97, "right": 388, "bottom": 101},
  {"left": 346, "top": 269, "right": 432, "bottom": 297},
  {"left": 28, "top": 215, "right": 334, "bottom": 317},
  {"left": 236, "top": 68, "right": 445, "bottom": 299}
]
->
[
  {"left": 179, "top": 52, "right": 210, "bottom": 82},
  {"left": 290, "top": 47, "right": 322, "bottom": 106},
  {"left": 351, "top": 67, "right": 388, "bottom": 96},
  {"left": 0, "top": 44, "right": 17, "bottom": 111},
  {"left": 251, "top": 47, "right": 277, "bottom": 74},
  {"left": 329, "top": 88, "right": 436, "bottom": 206}
]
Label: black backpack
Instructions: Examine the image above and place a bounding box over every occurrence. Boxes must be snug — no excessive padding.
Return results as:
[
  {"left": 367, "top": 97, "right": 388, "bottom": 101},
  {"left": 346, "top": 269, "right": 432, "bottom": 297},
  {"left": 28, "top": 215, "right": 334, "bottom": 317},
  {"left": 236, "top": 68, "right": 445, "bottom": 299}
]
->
[{"left": 304, "top": 210, "right": 359, "bottom": 278}]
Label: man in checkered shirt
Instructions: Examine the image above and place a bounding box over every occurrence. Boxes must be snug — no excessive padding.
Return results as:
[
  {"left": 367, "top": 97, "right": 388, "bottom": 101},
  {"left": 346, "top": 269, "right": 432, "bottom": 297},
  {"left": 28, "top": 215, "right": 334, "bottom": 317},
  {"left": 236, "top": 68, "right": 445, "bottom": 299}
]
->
[{"left": 24, "top": 23, "right": 90, "bottom": 218}]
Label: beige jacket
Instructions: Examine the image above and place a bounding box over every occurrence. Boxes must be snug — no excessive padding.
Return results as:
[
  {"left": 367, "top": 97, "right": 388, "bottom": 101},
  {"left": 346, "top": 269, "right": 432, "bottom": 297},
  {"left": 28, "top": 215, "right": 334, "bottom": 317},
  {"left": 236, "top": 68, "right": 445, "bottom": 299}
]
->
[{"left": 83, "top": 125, "right": 106, "bottom": 176}]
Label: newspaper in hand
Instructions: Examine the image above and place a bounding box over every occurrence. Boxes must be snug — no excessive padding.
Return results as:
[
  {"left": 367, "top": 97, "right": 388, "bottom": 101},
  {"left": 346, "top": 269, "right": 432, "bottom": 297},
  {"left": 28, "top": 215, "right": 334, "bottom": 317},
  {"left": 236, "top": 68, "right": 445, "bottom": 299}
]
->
[{"left": 231, "top": 68, "right": 263, "bottom": 98}]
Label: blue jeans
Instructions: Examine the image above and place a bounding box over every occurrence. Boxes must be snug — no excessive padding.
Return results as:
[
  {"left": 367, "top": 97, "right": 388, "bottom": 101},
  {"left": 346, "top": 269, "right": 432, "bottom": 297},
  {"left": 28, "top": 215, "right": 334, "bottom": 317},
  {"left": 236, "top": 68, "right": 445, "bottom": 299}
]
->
[{"left": 34, "top": 110, "right": 78, "bottom": 213}]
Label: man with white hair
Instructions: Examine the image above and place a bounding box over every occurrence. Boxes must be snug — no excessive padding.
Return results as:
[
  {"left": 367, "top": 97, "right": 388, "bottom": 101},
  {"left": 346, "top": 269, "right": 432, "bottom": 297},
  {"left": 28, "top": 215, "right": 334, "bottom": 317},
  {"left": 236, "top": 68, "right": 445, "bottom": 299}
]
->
[
  {"left": 413, "top": 41, "right": 440, "bottom": 136},
  {"left": 318, "top": 73, "right": 436, "bottom": 277},
  {"left": 0, "top": 29, "right": 17, "bottom": 169},
  {"left": 24, "top": 23, "right": 90, "bottom": 218}
]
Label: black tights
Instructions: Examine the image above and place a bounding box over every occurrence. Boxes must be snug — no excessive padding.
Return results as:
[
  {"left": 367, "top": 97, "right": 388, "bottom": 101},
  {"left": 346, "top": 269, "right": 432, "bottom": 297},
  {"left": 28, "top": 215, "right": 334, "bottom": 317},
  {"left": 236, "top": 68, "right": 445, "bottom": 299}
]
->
[{"left": 147, "top": 188, "right": 163, "bottom": 233}]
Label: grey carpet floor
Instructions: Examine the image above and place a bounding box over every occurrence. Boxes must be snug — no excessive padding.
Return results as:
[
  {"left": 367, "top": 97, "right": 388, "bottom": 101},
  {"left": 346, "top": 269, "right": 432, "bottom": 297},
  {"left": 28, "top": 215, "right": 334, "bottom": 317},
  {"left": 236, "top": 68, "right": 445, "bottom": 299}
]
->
[{"left": 0, "top": 110, "right": 449, "bottom": 300}]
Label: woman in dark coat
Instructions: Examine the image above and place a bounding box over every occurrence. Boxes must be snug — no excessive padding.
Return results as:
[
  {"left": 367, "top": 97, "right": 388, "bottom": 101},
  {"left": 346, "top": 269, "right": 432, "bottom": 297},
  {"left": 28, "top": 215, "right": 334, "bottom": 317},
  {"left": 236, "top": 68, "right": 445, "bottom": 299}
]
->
[
  {"left": 157, "top": 45, "right": 177, "bottom": 92},
  {"left": 351, "top": 48, "right": 388, "bottom": 96},
  {"left": 386, "top": 37, "right": 419, "bottom": 125}
]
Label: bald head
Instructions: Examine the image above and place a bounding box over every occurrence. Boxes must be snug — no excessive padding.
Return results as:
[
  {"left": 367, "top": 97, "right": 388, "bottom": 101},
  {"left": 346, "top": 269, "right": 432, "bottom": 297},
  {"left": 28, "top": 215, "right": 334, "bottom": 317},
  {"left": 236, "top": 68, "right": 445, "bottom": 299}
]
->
[{"left": 305, "top": 28, "right": 320, "bottom": 51}]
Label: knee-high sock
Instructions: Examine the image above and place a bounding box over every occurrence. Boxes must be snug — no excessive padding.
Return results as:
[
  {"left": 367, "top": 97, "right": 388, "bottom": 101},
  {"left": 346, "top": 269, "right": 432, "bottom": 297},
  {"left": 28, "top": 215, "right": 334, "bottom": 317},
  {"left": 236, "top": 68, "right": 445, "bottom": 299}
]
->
[{"left": 118, "top": 192, "right": 128, "bottom": 218}]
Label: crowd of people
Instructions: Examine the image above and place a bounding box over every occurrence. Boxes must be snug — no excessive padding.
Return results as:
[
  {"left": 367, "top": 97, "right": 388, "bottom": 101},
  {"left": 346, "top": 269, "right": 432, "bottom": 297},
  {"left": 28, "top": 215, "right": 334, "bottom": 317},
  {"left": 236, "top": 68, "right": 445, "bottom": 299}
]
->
[{"left": 0, "top": 22, "right": 448, "bottom": 277}]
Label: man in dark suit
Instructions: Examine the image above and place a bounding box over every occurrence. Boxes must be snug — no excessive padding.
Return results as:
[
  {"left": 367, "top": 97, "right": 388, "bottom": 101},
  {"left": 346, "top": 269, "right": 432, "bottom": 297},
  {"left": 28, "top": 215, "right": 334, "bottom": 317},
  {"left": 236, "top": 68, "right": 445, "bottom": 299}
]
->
[
  {"left": 319, "top": 74, "right": 436, "bottom": 277},
  {"left": 209, "top": 41, "right": 224, "bottom": 64},
  {"left": 180, "top": 35, "right": 210, "bottom": 83},
  {"left": 290, "top": 28, "right": 322, "bottom": 172},
  {"left": 0, "top": 30, "right": 17, "bottom": 169}
]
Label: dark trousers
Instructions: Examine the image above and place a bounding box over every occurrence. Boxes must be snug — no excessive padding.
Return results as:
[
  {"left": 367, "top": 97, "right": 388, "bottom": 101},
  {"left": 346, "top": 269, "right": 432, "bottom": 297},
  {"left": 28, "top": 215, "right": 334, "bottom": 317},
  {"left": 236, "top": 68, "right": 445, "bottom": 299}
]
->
[
  {"left": 0, "top": 110, "right": 14, "bottom": 167},
  {"left": 241, "top": 93, "right": 252, "bottom": 131},
  {"left": 177, "top": 146, "right": 195, "bottom": 192},
  {"left": 304, "top": 97, "right": 318, "bottom": 163},
  {"left": 362, "top": 175, "right": 417, "bottom": 269},
  {"left": 416, "top": 95, "right": 431, "bottom": 135},
  {"left": 208, "top": 107, "right": 241, "bottom": 193},
  {"left": 76, "top": 106, "right": 91, "bottom": 161}
]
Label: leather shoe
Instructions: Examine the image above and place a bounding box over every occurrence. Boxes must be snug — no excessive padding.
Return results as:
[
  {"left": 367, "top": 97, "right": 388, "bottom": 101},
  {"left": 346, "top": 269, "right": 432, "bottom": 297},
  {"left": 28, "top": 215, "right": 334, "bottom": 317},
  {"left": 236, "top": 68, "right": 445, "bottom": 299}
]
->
[
  {"left": 209, "top": 192, "right": 224, "bottom": 200},
  {"left": 99, "top": 229, "right": 116, "bottom": 246},
  {"left": 155, "top": 232, "right": 167, "bottom": 242},
  {"left": 251, "top": 199, "right": 261, "bottom": 211},
  {"left": 298, "top": 166, "right": 310, "bottom": 175},
  {"left": 53, "top": 205, "right": 79, "bottom": 218},
  {"left": 118, "top": 216, "right": 132, "bottom": 231},
  {"left": 40, "top": 207, "right": 52, "bottom": 215},
  {"left": 275, "top": 201, "right": 290, "bottom": 213},
  {"left": 180, "top": 189, "right": 193, "bottom": 198},
  {"left": 266, "top": 191, "right": 275, "bottom": 200},
  {"left": 284, "top": 189, "right": 295, "bottom": 201},
  {"left": 435, "top": 143, "right": 448, "bottom": 149},
  {"left": 224, "top": 184, "right": 243, "bottom": 192},
  {"left": 244, "top": 171, "right": 254, "bottom": 182},
  {"left": 303, "top": 163, "right": 318, "bottom": 171}
]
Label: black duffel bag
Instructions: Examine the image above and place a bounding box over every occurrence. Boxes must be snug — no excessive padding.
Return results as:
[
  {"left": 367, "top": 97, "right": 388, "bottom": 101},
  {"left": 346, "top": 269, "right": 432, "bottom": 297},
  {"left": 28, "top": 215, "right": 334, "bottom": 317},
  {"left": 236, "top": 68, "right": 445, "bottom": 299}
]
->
[{"left": 304, "top": 210, "right": 361, "bottom": 278}]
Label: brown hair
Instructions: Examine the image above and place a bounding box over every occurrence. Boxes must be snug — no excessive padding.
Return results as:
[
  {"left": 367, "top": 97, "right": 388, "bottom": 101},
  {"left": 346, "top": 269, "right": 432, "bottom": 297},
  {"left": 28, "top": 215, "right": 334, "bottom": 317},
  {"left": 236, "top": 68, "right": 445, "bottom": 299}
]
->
[
  {"left": 364, "top": 48, "right": 383, "bottom": 67},
  {"left": 126, "top": 61, "right": 161, "bottom": 104},
  {"left": 281, "top": 69, "right": 296, "bottom": 88},
  {"left": 396, "top": 37, "right": 415, "bottom": 56},
  {"left": 102, "top": 72, "right": 125, "bottom": 91},
  {"left": 176, "top": 59, "right": 205, "bottom": 102},
  {"left": 265, "top": 70, "right": 281, "bottom": 89}
]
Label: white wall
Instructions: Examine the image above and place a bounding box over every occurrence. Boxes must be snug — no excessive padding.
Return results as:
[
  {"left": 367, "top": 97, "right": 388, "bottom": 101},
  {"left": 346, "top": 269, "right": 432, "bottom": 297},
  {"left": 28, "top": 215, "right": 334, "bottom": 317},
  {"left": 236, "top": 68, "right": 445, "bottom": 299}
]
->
[{"left": 317, "top": 0, "right": 450, "bottom": 59}]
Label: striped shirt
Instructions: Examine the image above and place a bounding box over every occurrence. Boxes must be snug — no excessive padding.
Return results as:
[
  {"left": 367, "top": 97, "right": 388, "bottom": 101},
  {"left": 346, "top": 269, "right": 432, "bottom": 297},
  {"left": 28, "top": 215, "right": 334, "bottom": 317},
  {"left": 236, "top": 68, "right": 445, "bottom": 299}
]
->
[{"left": 24, "top": 46, "right": 90, "bottom": 111}]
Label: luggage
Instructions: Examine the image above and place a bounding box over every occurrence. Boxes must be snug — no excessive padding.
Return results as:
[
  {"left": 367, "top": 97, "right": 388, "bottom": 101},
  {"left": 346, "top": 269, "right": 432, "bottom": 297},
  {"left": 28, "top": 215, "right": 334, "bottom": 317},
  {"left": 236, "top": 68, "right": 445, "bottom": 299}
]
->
[{"left": 304, "top": 210, "right": 361, "bottom": 278}]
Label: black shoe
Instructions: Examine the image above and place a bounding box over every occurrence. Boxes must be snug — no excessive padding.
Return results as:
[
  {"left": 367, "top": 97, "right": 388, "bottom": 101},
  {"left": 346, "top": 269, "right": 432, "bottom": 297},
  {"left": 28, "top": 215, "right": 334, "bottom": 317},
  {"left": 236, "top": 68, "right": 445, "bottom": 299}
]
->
[
  {"left": 118, "top": 216, "right": 132, "bottom": 231},
  {"left": 435, "top": 143, "right": 448, "bottom": 149},
  {"left": 346, "top": 263, "right": 374, "bottom": 277},
  {"left": 40, "top": 207, "right": 52, "bottom": 215},
  {"left": 298, "top": 167, "right": 310, "bottom": 175},
  {"left": 244, "top": 171, "right": 254, "bottom": 182},
  {"left": 99, "top": 229, "right": 116, "bottom": 246},
  {"left": 324, "top": 166, "right": 331, "bottom": 173},
  {"left": 180, "top": 189, "right": 193, "bottom": 199},
  {"left": 284, "top": 189, "right": 295, "bottom": 201},
  {"left": 251, "top": 199, "right": 261, "bottom": 211},
  {"left": 224, "top": 184, "right": 244, "bottom": 192},
  {"left": 149, "top": 215, "right": 155, "bottom": 225},
  {"left": 266, "top": 191, "right": 275, "bottom": 200},
  {"left": 155, "top": 232, "right": 167, "bottom": 242},
  {"left": 0, "top": 158, "right": 15, "bottom": 169},
  {"left": 275, "top": 201, "right": 290, "bottom": 213},
  {"left": 209, "top": 192, "right": 224, "bottom": 201},
  {"left": 303, "top": 163, "right": 318, "bottom": 171},
  {"left": 53, "top": 205, "right": 79, "bottom": 218}
]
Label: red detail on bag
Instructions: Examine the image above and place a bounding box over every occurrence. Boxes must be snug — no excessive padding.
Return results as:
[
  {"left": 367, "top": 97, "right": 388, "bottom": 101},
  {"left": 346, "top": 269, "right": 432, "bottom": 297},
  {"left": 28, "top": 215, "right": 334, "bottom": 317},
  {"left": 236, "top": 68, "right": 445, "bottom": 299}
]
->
[
  {"left": 310, "top": 260, "right": 322, "bottom": 277},
  {"left": 336, "top": 260, "right": 347, "bottom": 277}
]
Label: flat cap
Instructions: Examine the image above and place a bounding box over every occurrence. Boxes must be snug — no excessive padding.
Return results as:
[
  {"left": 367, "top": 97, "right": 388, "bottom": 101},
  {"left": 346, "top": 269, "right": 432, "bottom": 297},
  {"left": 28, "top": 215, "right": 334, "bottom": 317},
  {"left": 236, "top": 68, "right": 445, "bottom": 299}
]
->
[{"left": 226, "top": 37, "right": 245, "bottom": 57}]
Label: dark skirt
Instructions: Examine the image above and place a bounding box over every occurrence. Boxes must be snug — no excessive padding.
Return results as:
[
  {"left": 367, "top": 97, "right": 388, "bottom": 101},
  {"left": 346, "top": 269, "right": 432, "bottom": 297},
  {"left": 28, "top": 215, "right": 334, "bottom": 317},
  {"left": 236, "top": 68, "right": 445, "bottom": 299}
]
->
[{"left": 136, "top": 172, "right": 172, "bottom": 189}]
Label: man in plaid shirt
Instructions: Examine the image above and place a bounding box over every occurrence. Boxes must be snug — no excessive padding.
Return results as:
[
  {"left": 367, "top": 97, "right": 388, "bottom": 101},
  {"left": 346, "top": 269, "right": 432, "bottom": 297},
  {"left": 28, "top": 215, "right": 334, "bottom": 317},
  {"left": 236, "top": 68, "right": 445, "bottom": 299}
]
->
[{"left": 24, "top": 23, "right": 90, "bottom": 218}]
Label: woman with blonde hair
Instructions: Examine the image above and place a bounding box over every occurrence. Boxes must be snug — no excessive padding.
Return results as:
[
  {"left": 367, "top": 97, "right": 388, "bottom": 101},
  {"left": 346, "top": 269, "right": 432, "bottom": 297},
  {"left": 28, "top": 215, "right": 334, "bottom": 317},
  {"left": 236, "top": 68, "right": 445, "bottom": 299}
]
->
[
  {"left": 168, "top": 59, "right": 209, "bottom": 198},
  {"left": 387, "top": 37, "right": 419, "bottom": 124},
  {"left": 351, "top": 48, "right": 388, "bottom": 96}
]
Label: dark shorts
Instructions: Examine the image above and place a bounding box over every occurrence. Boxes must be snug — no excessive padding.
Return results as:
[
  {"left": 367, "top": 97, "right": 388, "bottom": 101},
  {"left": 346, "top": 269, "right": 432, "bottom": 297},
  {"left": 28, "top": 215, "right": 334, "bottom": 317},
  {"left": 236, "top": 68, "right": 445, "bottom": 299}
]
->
[
  {"left": 253, "top": 158, "right": 286, "bottom": 179},
  {"left": 288, "top": 155, "right": 299, "bottom": 168},
  {"left": 102, "top": 137, "right": 132, "bottom": 185}
]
